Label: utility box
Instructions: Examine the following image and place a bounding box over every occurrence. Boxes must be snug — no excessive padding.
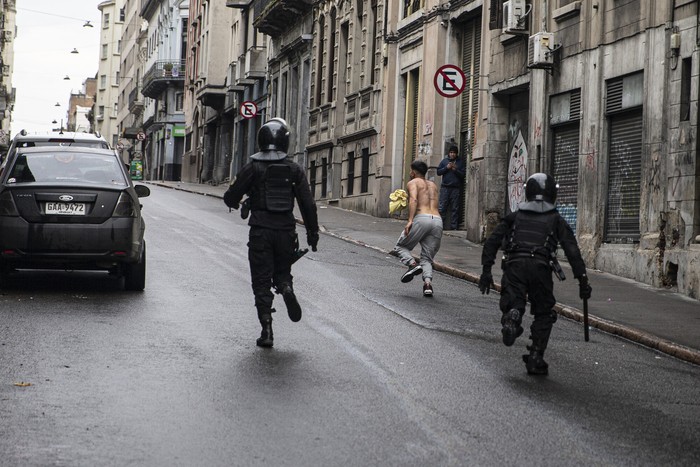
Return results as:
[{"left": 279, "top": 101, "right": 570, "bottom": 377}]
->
[{"left": 528, "top": 32, "right": 555, "bottom": 68}]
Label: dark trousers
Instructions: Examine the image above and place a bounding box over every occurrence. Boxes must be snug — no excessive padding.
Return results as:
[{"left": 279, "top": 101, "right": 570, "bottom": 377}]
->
[
  {"left": 438, "top": 186, "right": 461, "bottom": 229},
  {"left": 499, "top": 260, "right": 558, "bottom": 344},
  {"left": 248, "top": 226, "right": 297, "bottom": 321}
]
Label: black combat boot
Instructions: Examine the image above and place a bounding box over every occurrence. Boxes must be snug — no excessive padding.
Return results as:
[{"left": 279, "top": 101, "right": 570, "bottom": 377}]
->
[
  {"left": 256, "top": 318, "right": 274, "bottom": 348},
  {"left": 522, "top": 338, "right": 548, "bottom": 376},
  {"left": 279, "top": 284, "right": 302, "bottom": 322},
  {"left": 501, "top": 309, "right": 524, "bottom": 347}
]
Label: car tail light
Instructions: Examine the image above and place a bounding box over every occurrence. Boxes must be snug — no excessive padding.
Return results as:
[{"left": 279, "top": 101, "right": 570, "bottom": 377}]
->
[
  {"left": 0, "top": 191, "right": 18, "bottom": 216},
  {"left": 112, "top": 192, "right": 136, "bottom": 217}
]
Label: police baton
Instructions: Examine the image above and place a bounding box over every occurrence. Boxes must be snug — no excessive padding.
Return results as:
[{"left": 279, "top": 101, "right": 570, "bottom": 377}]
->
[{"left": 583, "top": 296, "right": 590, "bottom": 342}]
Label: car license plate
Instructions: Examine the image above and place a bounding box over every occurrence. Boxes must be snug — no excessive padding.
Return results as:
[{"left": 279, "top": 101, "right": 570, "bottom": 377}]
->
[{"left": 45, "top": 202, "right": 86, "bottom": 215}]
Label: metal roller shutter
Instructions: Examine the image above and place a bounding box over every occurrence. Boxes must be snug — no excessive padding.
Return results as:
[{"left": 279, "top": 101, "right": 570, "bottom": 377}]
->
[
  {"left": 605, "top": 111, "right": 643, "bottom": 242},
  {"left": 552, "top": 124, "right": 580, "bottom": 233}
]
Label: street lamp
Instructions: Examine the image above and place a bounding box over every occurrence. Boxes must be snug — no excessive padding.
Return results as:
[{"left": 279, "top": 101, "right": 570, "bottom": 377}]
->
[
  {"left": 71, "top": 48, "right": 79, "bottom": 54},
  {"left": 83, "top": 21, "right": 93, "bottom": 27},
  {"left": 55, "top": 102, "right": 61, "bottom": 106},
  {"left": 64, "top": 75, "right": 70, "bottom": 80}
]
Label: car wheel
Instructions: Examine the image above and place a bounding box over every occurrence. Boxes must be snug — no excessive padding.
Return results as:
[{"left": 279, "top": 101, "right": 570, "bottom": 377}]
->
[
  {"left": 0, "top": 261, "right": 10, "bottom": 286},
  {"left": 124, "top": 242, "right": 146, "bottom": 291}
]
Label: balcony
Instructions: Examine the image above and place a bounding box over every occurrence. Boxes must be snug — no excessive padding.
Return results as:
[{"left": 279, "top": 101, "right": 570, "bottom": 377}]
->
[
  {"left": 141, "top": 60, "right": 186, "bottom": 99},
  {"left": 227, "top": 63, "right": 245, "bottom": 93},
  {"left": 196, "top": 83, "right": 226, "bottom": 109},
  {"left": 128, "top": 86, "right": 144, "bottom": 114},
  {"left": 252, "top": 0, "right": 313, "bottom": 37},
  {"left": 244, "top": 46, "right": 266, "bottom": 79},
  {"left": 226, "top": 0, "right": 253, "bottom": 7}
]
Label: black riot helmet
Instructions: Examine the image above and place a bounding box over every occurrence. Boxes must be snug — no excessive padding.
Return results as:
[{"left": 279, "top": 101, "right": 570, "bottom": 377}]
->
[
  {"left": 525, "top": 173, "right": 558, "bottom": 203},
  {"left": 257, "top": 118, "right": 290, "bottom": 152}
]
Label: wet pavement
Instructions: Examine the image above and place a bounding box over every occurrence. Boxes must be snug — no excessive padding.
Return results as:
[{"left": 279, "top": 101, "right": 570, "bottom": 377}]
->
[{"left": 144, "top": 180, "right": 700, "bottom": 365}]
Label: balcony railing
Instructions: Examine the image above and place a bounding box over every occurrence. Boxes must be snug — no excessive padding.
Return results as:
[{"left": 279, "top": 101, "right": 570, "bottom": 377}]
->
[
  {"left": 128, "top": 85, "right": 144, "bottom": 113},
  {"left": 142, "top": 59, "right": 186, "bottom": 99},
  {"left": 252, "top": 0, "right": 313, "bottom": 37}
]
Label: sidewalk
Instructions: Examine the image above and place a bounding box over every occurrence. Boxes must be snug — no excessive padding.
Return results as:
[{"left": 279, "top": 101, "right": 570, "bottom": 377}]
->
[{"left": 146, "top": 180, "right": 700, "bottom": 365}]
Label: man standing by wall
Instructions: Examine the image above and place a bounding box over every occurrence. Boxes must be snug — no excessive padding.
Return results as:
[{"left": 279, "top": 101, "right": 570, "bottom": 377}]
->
[{"left": 436, "top": 145, "right": 465, "bottom": 230}]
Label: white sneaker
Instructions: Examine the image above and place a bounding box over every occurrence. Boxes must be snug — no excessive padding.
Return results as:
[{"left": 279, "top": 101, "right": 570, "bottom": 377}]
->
[{"left": 401, "top": 263, "right": 423, "bottom": 283}]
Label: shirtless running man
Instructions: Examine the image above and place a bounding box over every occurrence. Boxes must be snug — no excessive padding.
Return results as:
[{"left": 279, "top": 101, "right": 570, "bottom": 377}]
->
[{"left": 394, "top": 159, "right": 444, "bottom": 297}]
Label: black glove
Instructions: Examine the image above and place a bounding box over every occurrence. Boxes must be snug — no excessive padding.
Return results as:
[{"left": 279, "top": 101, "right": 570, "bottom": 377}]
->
[
  {"left": 307, "top": 231, "right": 319, "bottom": 252},
  {"left": 223, "top": 187, "right": 238, "bottom": 209},
  {"left": 579, "top": 275, "right": 592, "bottom": 300},
  {"left": 479, "top": 267, "right": 494, "bottom": 295}
]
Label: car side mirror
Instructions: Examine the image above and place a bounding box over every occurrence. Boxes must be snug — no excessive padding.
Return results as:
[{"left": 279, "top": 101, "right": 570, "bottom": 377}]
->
[{"left": 134, "top": 185, "right": 150, "bottom": 198}]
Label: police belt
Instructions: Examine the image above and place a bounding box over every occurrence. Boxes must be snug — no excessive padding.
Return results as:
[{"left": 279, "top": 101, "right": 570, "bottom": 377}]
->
[{"left": 504, "top": 250, "right": 550, "bottom": 264}]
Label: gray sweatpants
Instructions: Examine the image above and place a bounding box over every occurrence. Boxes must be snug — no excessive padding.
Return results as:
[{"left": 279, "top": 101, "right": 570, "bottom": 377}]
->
[{"left": 394, "top": 214, "right": 443, "bottom": 281}]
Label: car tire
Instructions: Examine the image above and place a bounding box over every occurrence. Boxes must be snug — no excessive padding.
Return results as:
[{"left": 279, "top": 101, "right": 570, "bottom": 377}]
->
[
  {"left": 0, "top": 261, "right": 10, "bottom": 286},
  {"left": 124, "top": 242, "right": 146, "bottom": 291}
]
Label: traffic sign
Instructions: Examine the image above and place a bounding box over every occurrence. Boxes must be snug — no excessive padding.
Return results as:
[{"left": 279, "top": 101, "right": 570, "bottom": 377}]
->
[
  {"left": 240, "top": 101, "right": 258, "bottom": 119},
  {"left": 136, "top": 131, "right": 146, "bottom": 141},
  {"left": 434, "top": 64, "right": 466, "bottom": 98}
]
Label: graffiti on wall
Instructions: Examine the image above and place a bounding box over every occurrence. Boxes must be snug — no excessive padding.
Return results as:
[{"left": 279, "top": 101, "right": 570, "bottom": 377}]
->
[
  {"left": 607, "top": 139, "right": 640, "bottom": 237},
  {"left": 507, "top": 130, "right": 528, "bottom": 212},
  {"left": 553, "top": 133, "right": 579, "bottom": 233}
]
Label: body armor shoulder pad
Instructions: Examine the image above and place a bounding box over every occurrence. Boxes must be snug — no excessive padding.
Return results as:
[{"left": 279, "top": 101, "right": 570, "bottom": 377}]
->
[{"left": 250, "top": 150, "right": 287, "bottom": 161}]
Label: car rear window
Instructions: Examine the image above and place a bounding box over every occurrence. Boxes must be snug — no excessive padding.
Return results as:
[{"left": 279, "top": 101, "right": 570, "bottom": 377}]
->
[
  {"left": 6, "top": 153, "right": 127, "bottom": 186},
  {"left": 16, "top": 140, "right": 110, "bottom": 149}
]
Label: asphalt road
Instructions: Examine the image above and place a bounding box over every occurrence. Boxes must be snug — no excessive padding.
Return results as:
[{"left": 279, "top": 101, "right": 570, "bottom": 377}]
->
[{"left": 0, "top": 186, "right": 699, "bottom": 466}]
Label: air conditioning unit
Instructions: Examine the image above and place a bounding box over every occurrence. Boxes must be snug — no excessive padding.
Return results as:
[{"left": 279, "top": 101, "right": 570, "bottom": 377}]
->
[
  {"left": 528, "top": 32, "right": 555, "bottom": 68},
  {"left": 502, "top": 0, "right": 528, "bottom": 34}
]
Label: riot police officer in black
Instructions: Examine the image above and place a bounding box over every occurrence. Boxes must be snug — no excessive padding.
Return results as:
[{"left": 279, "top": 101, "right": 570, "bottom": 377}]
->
[
  {"left": 224, "top": 118, "right": 319, "bottom": 348},
  {"left": 478, "top": 173, "right": 592, "bottom": 375}
]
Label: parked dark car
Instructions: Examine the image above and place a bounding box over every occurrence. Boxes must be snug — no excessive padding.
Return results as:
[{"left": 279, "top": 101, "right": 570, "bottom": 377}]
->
[
  {"left": 0, "top": 146, "right": 150, "bottom": 290},
  {"left": 2, "top": 129, "right": 111, "bottom": 164}
]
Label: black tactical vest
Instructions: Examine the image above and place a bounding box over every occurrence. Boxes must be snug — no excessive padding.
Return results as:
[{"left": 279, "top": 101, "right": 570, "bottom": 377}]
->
[
  {"left": 506, "top": 210, "right": 558, "bottom": 256},
  {"left": 250, "top": 161, "right": 295, "bottom": 212}
]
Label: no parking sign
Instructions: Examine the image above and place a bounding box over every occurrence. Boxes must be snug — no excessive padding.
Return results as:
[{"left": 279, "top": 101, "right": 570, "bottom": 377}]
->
[
  {"left": 434, "top": 64, "right": 466, "bottom": 98},
  {"left": 240, "top": 101, "right": 258, "bottom": 119}
]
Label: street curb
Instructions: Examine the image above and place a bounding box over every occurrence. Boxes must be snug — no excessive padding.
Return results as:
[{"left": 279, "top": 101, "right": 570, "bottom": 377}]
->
[
  {"left": 322, "top": 230, "right": 700, "bottom": 366},
  {"left": 149, "top": 182, "right": 700, "bottom": 366}
]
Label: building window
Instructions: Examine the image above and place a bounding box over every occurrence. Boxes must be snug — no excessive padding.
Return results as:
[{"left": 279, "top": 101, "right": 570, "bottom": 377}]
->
[
  {"left": 98, "top": 105, "right": 104, "bottom": 118},
  {"left": 327, "top": 8, "right": 337, "bottom": 103},
  {"left": 117, "top": 40, "right": 121, "bottom": 53},
  {"left": 360, "top": 147, "right": 370, "bottom": 193},
  {"left": 681, "top": 57, "right": 691, "bottom": 122},
  {"left": 369, "top": 1, "right": 378, "bottom": 85},
  {"left": 115, "top": 71, "right": 120, "bottom": 85},
  {"left": 403, "top": 0, "right": 423, "bottom": 18},
  {"left": 113, "top": 103, "right": 118, "bottom": 117},
  {"left": 100, "top": 74, "right": 107, "bottom": 89},
  {"left": 347, "top": 151, "right": 355, "bottom": 195},
  {"left": 175, "top": 92, "right": 184, "bottom": 111},
  {"left": 101, "top": 44, "right": 108, "bottom": 59},
  {"left": 280, "top": 72, "right": 288, "bottom": 121},
  {"left": 103, "top": 12, "right": 110, "bottom": 28},
  {"left": 315, "top": 15, "right": 325, "bottom": 107},
  {"left": 321, "top": 157, "right": 328, "bottom": 198},
  {"left": 119, "top": 8, "right": 125, "bottom": 22},
  {"left": 309, "top": 160, "right": 317, "bottom": 198}
]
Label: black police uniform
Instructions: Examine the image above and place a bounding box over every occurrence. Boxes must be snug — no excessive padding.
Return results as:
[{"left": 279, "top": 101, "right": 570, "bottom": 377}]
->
[
  {"left": 224, "top": 120, "right": 319, "bottom": 348},
  {"left": 479, "top": 173, "right": 591, "bottom": 375}
]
